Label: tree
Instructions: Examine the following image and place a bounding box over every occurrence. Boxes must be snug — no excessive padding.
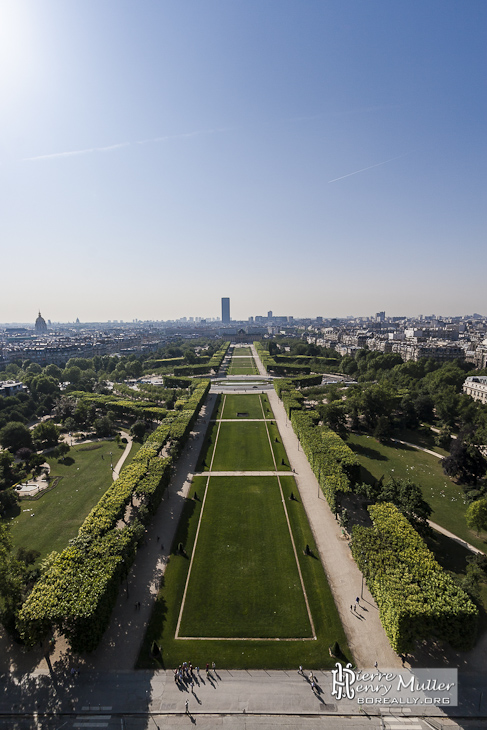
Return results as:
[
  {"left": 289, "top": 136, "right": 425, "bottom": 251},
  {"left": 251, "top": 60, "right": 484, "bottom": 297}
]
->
[
  {"left": 93, "top": 416, "right": 113, "bottom": 437},
  {"left": 63, "top": 366, "right": 82, "bottom": 384},
  {"left": 32, "top": 421, "right": 60, "bottom": 449},
  {"left": 0, "top": 523, "right": 25, "bottom": 631},
  {"left": 320, "top": 402, "right": 348, "bottom": 439},
  {"left": 465, "top": 499, "right": 487, "bottom": 536},
  {"left": 130, "top": 420, "right": 147, "bottom": 441},
  {"left": 0, "top": 422, "right": 33, "bottom": 453},
  {"left": 374, "top": 415, "right": 392, "bottom": 442},
  {"left": 442, "top": 435, "right": 487, "bottom": 484},
  {"left": 54, "top": 442, "right": 70, "bottom": 461},
  {"left": 435, "top": 426, "right": 452, "bottom": 451}
]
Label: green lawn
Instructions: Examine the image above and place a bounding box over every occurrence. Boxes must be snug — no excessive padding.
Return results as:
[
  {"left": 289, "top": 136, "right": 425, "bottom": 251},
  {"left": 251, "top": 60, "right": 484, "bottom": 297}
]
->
[
  {"left": 179, "top": 476, "right": 312, "bottom": 638},
  {"left": 8, "top": 440, "right": 118, "bottom": 560},
  {"left": 228, "top": 362, "right": 258, "bottom": 375},
  {"left": 137, "top": 474, "right": 350, "bottom": 669},
  {"left": 347, "top": 432, "right": 487, "bottom": 552},
  {"left": 119, "top": 440, "right": 142, "bottom": 472},
  {"left": 210, "top": 421, "right": 275, "bottom": 471},
  {"left": 232, "top": 346, "right": 253, "bottom": 356},
  {"left": 220, "top": 393, "right": 270, "bottom": 420}
]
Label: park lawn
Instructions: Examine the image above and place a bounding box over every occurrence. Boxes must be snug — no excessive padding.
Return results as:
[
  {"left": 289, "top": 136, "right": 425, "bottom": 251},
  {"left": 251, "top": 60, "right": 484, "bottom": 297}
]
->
[
  {"left": 228, "top": 365, "right": 258, "bottom": 375},
  {"left": 347, "top": 432, "right": 487, "bottom": 553},
  {"left": 210, "top": 421, "right": 275, "bottom": 471},
  {"left": 233, "top": 346, "right": 253, "bottom": 356},
  {"left": 179, "top": 476, "right": 312, "bottom": 638},
  {"left": 8, "top": 440, "right": 117, "bottom": 560},
  {"left": 267, "top": 421, "right": 292, "bottom": 471},
  {"left": 137, "top": 475, "right": 351, "bottom": 669},
  {"left": 221, "top": 393, "right": 270, "bottom": 420}
]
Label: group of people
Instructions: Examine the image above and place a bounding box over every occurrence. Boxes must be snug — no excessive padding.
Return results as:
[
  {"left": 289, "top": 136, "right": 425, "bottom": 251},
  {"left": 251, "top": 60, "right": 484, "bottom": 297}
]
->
[{"left": 174, "top": 660, "right": 216, "bottom": 686}]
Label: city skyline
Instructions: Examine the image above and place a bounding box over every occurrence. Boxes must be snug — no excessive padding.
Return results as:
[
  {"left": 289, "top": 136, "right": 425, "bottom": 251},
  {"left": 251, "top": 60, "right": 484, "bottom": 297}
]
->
[
  {"left": 1, "top": 303, "right": 486, "bottom": 328},
  {"left": 1, "top": 1, "right": 486, "bottom": 322}
]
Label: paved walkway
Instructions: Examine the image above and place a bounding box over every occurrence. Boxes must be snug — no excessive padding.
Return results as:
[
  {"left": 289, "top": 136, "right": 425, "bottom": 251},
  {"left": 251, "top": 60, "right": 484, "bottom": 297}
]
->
[
  {"left": 391, "top": 437, "right": 444, "bottom": 459},
  {"left": 266, "top": 389, "right": 402, "bottom": 670},
  {"left": 428, "top": 520, "right": 484, "bottom": 555},
  {"left": 112, "top": 430, "right": 133, "bottom": 479}
]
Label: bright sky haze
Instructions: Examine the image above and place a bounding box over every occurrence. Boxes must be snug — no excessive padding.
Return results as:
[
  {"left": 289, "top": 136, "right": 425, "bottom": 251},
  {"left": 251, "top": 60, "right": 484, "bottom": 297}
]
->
[{"left": 1, "top": 0, "right": 486, "bottom": 322}]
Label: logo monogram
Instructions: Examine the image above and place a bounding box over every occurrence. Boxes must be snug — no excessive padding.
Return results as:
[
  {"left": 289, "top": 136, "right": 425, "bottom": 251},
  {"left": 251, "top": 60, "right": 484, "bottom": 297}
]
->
[{"left": 331, "top": 662, "right": 356, "bottom": 700}]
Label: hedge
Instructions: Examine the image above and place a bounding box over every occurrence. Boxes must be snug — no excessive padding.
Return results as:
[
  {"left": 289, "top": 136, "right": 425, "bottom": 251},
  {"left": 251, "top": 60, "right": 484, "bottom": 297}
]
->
[
  {"left": 68, "top": 392, "right": 167, "bottom": 421},
  {"left": 17, "top": 379, "right": 211, "bottom": 652},
  {"left": 351, "top": 503, "right": 479, "bottom": 653},
  {"left": 290, "top": 410, "right": 358, "bottom": 510}
]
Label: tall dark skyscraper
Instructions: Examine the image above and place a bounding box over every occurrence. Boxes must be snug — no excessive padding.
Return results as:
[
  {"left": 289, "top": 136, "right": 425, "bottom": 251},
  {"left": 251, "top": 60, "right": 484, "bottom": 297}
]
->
[{"left": 221, "top": 297, "right": 230, "bottom": 323}]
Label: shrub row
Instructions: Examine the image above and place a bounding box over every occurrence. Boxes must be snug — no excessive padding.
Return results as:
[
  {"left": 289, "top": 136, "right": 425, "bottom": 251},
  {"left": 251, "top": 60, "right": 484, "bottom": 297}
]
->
[
  {"left": 290, "top": 410, "right": 358, "bottom": 510},
  {"left": 163, "top": 375, "right": 193, "bottom": 388},
  {"left": 17, "top": 524, "right": 143, "bottom": 653},
  {"left": 273, "top": 379, "right": 304, "bottom": 417},
  {"left": 289, "top": 373, "right": 322, "bottom": 388},
  {"left": 173, "top": 363, "right": 211, "bottom": 376},
  {"left": 18, "top": 380, "right": 211, "bottom": 652},
  {"left": 208, "top": 341, "right": 230, "bottom": 370},
  {"left": 69, "top": 392, "right": 167, "bottom": 421},
  {"left": 351, "top": 503, "right": 479, "bottom": 653}
]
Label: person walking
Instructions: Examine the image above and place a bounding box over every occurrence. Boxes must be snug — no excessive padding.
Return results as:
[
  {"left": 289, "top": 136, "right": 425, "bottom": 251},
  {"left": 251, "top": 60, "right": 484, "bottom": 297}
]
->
[{"left": 185, "top": 700, "right": 189, "bottom": 714}]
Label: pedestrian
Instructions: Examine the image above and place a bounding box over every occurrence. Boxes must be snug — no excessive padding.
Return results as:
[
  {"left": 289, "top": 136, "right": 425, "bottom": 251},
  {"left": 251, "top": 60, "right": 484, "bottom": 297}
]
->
[
  {"left": 212, "top": 661, "right": 216, "bottom": 671},
  {"left": 353, "top": 604, "right": 356, "bottom": 612},
  {"left": 308, "top": 671, "right": 313, "bottom": 683},
  {"left": 311, "top": 681, "right": 315, "bottom": 692},
  {"left": 298, "top": 665, "right": 303, "bottom": 675},
  {"left": 356, "top": 596, "right": 360, "bottom": 605},
  {"left": 374, "top": 661, "right": 378, "bottom": 669},
  {"left": 185, "top": 700, "right": 189, "bottom": 714},
  {"left": 196, "top": 666, "right": 200, "bottom": 676},
  {"left": 350, "top": 605, "right": 353, "bottom": 612},
  {"left": 206, "top": 662, "right": 209, "bottom": 673}
]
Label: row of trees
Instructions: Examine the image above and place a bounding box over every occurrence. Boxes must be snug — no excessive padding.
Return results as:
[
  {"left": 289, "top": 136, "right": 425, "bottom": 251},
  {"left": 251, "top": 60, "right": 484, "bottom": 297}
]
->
[{"left": 7, "top": 379, "right": 211, "bottom": 652}]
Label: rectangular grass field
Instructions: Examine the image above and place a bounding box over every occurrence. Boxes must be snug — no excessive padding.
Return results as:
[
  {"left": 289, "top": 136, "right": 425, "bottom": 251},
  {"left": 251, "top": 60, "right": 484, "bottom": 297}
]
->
[
  {"left": 210, "top": 421, "right": 275, "bottom": 471},
  {"left": 178, "top": 476, "right": 312, "bottom": 638},
  {"left": 220, "top": 393, "right": 270, "bottom": 420}
]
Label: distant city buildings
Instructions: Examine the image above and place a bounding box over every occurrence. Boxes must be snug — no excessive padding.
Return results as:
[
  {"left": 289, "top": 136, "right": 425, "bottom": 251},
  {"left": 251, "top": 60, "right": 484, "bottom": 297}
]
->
[{"left": 1, "top": 308, "right": 486, "bottom": 370}]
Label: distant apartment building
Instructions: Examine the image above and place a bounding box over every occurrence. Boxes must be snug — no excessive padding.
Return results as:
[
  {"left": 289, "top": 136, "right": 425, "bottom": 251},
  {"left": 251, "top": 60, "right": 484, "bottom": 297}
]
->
[
  {"left": 390, "top": 341, "right": 465, "bottom": 363},
  {"left": 463, "top": 376, "right": 487, "bottom": 404},
  {"left": 0, "top": 381, "right": 27, "bottom": 397},
  {"left": 473, "top": 340, "right": 487, "bottom": 369}
]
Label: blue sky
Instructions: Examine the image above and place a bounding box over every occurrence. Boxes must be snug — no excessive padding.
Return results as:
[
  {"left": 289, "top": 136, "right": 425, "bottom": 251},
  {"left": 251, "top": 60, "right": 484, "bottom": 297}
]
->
[{"left": 1, "top": 0, "right": 486, "bottom": 322}]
